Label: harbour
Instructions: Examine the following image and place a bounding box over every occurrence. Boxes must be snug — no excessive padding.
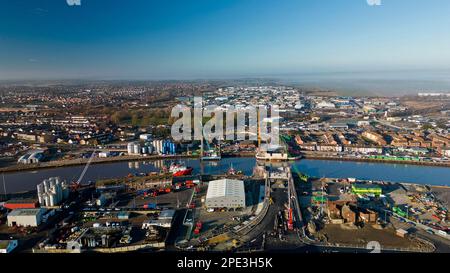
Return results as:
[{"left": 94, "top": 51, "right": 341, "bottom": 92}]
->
[{"left": 1, "top": 158, "right": 449, "bottom": 194}]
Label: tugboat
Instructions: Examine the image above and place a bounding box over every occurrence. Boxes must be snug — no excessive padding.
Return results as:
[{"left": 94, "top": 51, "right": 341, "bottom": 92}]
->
[{"left": 169, "top": 163, "right": 193, "bottom": 177}]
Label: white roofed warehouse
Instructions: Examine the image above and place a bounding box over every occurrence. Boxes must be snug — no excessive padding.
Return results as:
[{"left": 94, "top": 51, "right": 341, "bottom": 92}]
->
[
  {"left": 205, "top": 179, "right": 246, "bottom": 209},
  {"left": 7, "top": 208, "right": 45, "bottom": 227}
]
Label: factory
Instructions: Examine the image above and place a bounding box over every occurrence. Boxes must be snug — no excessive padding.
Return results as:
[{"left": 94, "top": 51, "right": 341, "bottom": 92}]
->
[
  {"left": 37, "top": 177, "right": 70, "bottom": 207},
  {"left": 127, "top": 140, "right": 176, "bottom": 156},
  {"left": 205, "top": 179, "right": 246, "bottom": 209},
  {"left": 17, "top": 150, "right": 45, "bottom": 164},
  {"left": 7, "top": 208, "right": 45, "bottom": 227}
]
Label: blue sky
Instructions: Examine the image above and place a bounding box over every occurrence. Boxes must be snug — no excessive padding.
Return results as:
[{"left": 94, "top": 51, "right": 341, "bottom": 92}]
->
[{"left": 1, "top": 0, "right": 450, "bottom": 80}]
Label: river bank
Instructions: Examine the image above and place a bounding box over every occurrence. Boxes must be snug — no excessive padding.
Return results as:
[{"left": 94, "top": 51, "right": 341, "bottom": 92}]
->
[
  {"left": 0, "top": 154, "right": 198, "bottom": 173},
  {"left": 302, "top": 153, "right": 450, "bottom": 168},
  {"left": 1, "top": 151, "right": 449, "bottom": 174},
  {"left": 2, "top": 155, "right": 450, "bottom": 194}
]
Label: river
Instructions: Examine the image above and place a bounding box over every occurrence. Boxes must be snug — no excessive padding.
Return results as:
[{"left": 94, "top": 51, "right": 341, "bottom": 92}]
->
[{"left": 1, "top": 158, "right": 449, "bottom": 194}]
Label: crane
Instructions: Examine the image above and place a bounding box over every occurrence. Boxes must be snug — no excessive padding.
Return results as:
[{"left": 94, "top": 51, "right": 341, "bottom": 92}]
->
[{"left": 70, "top": 150, "right": 96, "bottom": 191}]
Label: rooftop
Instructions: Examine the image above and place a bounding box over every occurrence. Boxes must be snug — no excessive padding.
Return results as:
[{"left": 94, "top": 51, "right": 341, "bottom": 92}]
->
[
  {"left": 206, "top": 179, "right": 245, "bottom": 199},
  {"left": 7, "top": 208, "right": 44, "bottom": 217}
]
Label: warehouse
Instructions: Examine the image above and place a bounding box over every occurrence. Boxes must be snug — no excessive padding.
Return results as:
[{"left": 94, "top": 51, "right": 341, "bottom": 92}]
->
[
  {"left": 205, "top": 179, "right": 246, "bottom": 209},
  {"left": 3, "top": 199, "right": 39, "bottom": 210},
  {"left": 7, "top": 208, "right": 45, "bottom": 227},
  {"left": 351, "top": 184, "right": 382, "bottom": 196}
]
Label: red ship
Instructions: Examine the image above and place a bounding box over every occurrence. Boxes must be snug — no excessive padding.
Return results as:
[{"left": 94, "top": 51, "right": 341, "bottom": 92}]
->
[{"left": 169, "top": 163, "right": 193, "bottom": 177}]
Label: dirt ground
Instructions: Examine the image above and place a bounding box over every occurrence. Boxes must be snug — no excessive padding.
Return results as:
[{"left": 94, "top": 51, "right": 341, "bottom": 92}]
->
[
  {"left": 401, "top": 99, "right": 447, "bottom": 111},
  {"left": 431, "top": 186, "right": 450, "bottom": 209},
  {"left": 318, "top": 224, "right": 430, "bottom": 251}
]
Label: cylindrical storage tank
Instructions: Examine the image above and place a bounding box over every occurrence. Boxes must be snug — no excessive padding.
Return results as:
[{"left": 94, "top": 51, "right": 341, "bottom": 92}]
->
[
  {"left": 141, "top": 146, "right": 148, "bottom": 154},
  {"left": 44, "top": 194, "right": 50, "bottom": 207},
  {"left": 43, "top": 179, "right": 49, "bottom": 193},
  {"left": 37, "top": 183, "right": 44, "bottom": 195},
  {"left": 154, "top": 140, "right": 158, "bottom": 153},
  {"left": 148, "top": 145, "right": 154, "bottom": 154},
  {"left": 133, "top": 143, "right": 141, "bottom": 155},
  {"left": 161, "top": 141, "right": 166, "bottom": 154},
  {"left": 49, "top": 178, "right": 56, "bottom": 188},
  {"left": 154, "top": 140, "right": 163, "bottom": 154},
  {"left": 56, "top": 186, "right": 63, "bottom": 203},
  {"left": 49, "top": 193, "right": 56, "bottom": 207},
  {"left": 38, "top": 193, "right": 44, "bottom": 205},
  {"left": 127, "top": 142, "right": 134, "bottom": 155},
  {"left": 63, "top": 187, "right": 70, "bottom": 199}
]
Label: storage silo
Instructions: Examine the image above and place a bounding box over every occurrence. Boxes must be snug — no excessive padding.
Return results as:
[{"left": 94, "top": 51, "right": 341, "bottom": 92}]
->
[
  {"left": 44, "top": 194, "right": 50, "bottom": 207},
  {"left": 170, "top": 142, "right": 176, "bottom": 155},
  {"left": 49, "top": 193, "right": 57, "bottom": 207},
  {"left": 127, "top": 142, "right": 135, "bottom": 155},
  {"left": 155, "top": 140, "right": 164, "bottom": 154},
  {"left": 133, "top": 143, "right": 141, "bottom": 155},
  {"left": 43, "top": 179, "right": 49, "bottom": 193}
]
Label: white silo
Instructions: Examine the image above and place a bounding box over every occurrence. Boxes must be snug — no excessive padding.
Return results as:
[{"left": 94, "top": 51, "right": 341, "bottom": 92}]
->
[
  {"left": 49, "top": 193, "right": 57, "bottom": 207},
  {"left": 153, "top": 140, "right": 163, "bottom": 154},
  {"left": 37, "top": 183, "right": 43, "bottom": 194},
  {"left": 127, "top": 142, "right": 135, "bottom": 155},
  {"left": 43, "top": 179, "right": 49, "bottom": 192},
  {"left": 44, "top": 194, "right": 50, "bottom": 207},
  {"left": 133, "top": 143, "right": 141, "bottom": 155}
]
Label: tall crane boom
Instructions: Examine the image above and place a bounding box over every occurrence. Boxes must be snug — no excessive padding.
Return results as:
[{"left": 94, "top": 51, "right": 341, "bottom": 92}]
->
[
  {"left": 77, "top": 150, "right": 96, "bottom": 184},
  {"left": 71, "top": 150, "right": 96, "bottom": 190}
]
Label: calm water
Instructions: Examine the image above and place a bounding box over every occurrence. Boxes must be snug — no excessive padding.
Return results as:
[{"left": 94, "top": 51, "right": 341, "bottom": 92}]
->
[{"left": 1, "top": 158, "right": 449, "bottom": 194}]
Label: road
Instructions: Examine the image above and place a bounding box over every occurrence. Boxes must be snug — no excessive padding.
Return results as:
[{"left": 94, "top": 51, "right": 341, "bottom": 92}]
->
[{"left": 389, "top": 213, "right": 450, "bottom": 253}]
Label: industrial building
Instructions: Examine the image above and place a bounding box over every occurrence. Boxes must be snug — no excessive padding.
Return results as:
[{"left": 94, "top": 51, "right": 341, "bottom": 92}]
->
[
  {"left": 37, "top": 177, "right": 70, "bottom": 207},
  {"left": 205, "top": 179, "right": 246, "bottom": 209},
  {"left": 142, "top": 209, "right": 176, "bottom": 229},
  {"left": 17, "top": 150, "right": 45, "bottom": 164},
  {"left": 3, "top": 199, "right": 39, "bottom": 210},
  {"left": 7, "top": 208, "right": 45, "bottom": 227},
  {"left": 351, "top": 184, "right": 382, "bottom": 196}
]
